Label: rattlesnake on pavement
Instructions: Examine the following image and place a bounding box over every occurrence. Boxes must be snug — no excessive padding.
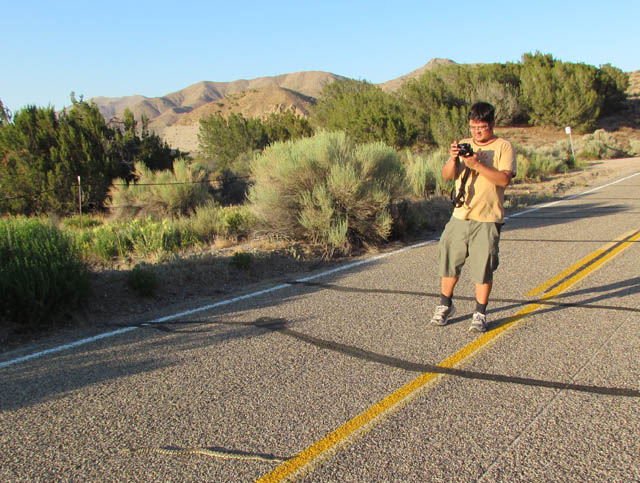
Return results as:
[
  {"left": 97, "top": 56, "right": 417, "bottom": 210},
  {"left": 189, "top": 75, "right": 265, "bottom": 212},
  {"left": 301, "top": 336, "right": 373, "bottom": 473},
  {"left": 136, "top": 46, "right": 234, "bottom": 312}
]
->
[{"left": 121, "top": 447, "right": 288, "bottom": 463}]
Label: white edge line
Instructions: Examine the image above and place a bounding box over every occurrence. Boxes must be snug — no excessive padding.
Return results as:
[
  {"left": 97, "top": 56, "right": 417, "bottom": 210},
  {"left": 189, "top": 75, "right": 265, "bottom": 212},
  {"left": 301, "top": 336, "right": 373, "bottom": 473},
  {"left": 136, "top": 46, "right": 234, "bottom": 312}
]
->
[
  {"left": 2, "top": 172, "right": 639, "bottom": 369},
  {"left": 0, "top": 327, "right": 137, "bottom": 369},
  {"left": 507, "top": 171, "right": 640, "bottom": 219}
]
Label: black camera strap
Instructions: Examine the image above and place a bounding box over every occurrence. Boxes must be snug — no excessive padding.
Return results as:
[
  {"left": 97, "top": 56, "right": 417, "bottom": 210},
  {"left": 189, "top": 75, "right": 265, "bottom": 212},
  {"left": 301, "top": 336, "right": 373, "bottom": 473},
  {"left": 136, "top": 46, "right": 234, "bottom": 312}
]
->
[{"left": 452, "top": 165, "right": 471, "bottom": 208}]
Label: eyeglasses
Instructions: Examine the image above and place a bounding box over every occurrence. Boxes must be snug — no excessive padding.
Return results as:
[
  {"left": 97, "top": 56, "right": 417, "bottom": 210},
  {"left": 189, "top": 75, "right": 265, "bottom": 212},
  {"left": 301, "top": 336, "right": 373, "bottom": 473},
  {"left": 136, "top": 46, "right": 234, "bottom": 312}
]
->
[{"left": 469, "top": 125, "right": 490, "bottom": 132}]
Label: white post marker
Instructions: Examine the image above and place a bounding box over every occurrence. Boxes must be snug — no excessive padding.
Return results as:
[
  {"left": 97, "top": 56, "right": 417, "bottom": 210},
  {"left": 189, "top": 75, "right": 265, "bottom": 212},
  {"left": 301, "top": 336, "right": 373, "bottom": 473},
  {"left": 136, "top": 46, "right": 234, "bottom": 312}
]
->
[
  {"left": 565, "top": 126, "right": 576, "bottom": 162},
  {"left": 77, "top": 175, "right": 82, "bottom": 221}
]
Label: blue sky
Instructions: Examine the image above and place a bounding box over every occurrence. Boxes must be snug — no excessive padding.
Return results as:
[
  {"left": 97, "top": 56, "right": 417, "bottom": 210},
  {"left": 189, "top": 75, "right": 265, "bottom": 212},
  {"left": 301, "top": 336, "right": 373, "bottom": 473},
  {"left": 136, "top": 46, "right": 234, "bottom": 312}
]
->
[{"left": 2, "top": 0, "right": 638, "bottom": 114}]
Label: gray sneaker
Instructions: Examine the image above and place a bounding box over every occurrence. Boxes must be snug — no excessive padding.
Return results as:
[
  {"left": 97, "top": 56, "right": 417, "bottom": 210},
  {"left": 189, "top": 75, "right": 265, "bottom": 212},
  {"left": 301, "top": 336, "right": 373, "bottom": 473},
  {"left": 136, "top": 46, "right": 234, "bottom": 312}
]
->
[
  {"left": 469, "top": 312, "right": 487, "bottom": 332},
  {"left": 431, "top": 303, "right": 456, "bottom": 326}
]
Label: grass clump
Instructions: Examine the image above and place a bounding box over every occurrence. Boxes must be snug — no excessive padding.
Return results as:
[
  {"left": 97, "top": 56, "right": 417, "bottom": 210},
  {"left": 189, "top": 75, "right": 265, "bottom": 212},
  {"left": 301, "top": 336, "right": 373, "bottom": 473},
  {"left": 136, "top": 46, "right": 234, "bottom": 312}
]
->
[
  {"left": 0, "top": 217, "right": 88, "bottom": 327},
  {"left": 107, "top": 159, "right": 214, "bottom": 220},
  {"left": 189, "top": 202, "right": 256, "bottom": 242},
  {"left": 65, "top": 204, "right": 256, "bottom": 264},
  {"left": 127, "top": 262, "right": 159, "bottom": 297},
  {"left": 248, "top": 131, "right": 406, "bottom": 257},
  {"left": 404, "top": 148, "right": 454, "bottom": 198}
]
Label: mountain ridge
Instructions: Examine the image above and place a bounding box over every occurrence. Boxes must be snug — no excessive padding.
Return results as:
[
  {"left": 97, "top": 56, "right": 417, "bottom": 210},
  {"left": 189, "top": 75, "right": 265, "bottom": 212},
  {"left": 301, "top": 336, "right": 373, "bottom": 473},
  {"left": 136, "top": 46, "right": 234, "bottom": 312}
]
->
[
  {"left": 88, "top": 60, "right": 640, "bottom": 154},
  {"left": 90, "top": 60, "right": 459, "bottom": 126},
  {"left": 92, "top": 71, "right": 349, "bottom": 125},
  {"left": 88, "top": 59, "right": 460, "bottom": 152}
]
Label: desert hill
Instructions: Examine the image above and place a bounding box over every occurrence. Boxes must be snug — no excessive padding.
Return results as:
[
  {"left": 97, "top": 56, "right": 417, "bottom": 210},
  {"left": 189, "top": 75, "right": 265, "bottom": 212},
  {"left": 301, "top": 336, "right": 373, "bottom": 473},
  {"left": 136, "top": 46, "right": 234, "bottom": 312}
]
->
[
  {"left": 151, "top": 87, "right": 317, "bottom": 154},
  {"left": 90, "top": 95, "right": 148, "bottom": 120},
  {"left": 89, "top": 71, "right": 348, "bottom": 154},
  {"left": 88, "top": 60, "right": 456, "bottom": 153},
  {"left": 91, "top": 71, "right": 346, "bottom": 125},
  {"left": 379, "top": 58, "right": 456, "bottom": 91},
  {"left": 174, "top": 87, "right": 315, "bottom": 126},
  {"left": 628, "top": 70, "right": 640, "bottom": 95}
]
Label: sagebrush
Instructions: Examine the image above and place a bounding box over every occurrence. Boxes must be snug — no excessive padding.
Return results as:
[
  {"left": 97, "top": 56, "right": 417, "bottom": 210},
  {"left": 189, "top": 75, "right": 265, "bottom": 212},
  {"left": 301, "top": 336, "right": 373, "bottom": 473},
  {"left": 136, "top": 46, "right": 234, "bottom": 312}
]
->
[
  {"left": 249, "top": 131, "right": 406, "bottom": 256},
  {"left": 0, "top": 217, "right": 88, "bottom": 327}
]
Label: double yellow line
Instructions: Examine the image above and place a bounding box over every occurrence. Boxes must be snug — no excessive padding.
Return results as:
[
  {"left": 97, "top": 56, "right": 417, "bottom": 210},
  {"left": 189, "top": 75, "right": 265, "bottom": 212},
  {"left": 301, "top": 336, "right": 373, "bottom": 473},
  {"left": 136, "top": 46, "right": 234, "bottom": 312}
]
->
[{"left": 258, "top": 228, "right": 640, "bottom": 482}]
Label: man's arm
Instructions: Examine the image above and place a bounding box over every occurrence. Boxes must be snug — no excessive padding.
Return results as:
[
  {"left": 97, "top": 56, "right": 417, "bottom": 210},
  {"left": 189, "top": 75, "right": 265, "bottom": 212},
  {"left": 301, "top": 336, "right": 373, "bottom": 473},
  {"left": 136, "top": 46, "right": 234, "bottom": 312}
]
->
[
  {"left": 462, "top": 154, "right": 513, "bottom": 187},
  {"left": 442, "top": 141, "right": 461, "bottom": 181}
]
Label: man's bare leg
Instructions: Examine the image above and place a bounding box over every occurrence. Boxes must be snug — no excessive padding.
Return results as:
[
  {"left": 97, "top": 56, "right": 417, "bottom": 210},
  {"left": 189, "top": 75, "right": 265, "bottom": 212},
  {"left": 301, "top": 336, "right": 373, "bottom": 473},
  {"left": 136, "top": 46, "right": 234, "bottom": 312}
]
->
[
  {"left": 441, "top": 276, "right": 459, "bottom": 297},
  {"left": 475, "top": 281, "right": 492, "bottom": 305}
]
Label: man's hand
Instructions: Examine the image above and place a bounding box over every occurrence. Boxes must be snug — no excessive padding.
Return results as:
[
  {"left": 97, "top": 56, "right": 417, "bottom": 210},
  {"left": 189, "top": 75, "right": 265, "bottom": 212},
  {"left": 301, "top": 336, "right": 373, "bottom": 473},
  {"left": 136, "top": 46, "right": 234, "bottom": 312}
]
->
[
  {"left": 461, "top": 153, "right": 481, "bottom": 171},
  {"left": 442, "top": 140, "right": 460, "bottom": 180},
  {"left": 449, "top": 140, "right": 460, "bottom": 160},
  {"left": 462, "top": 152, "right": 512, "bottom": 188}
]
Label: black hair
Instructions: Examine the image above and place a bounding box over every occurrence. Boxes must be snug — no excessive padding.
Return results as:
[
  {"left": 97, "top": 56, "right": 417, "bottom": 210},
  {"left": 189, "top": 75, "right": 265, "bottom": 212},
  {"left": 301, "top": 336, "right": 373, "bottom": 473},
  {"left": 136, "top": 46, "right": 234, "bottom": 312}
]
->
[{"left": 468, "top": 102, "right": 495, "bottom": 124}]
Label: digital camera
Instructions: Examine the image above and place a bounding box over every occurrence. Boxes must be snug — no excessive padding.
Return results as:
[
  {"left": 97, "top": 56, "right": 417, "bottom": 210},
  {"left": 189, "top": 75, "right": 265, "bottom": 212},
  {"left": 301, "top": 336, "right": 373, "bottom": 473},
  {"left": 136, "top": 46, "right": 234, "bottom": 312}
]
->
[{"left": 457, "top": 143, "right": 474, "bottom": 157}]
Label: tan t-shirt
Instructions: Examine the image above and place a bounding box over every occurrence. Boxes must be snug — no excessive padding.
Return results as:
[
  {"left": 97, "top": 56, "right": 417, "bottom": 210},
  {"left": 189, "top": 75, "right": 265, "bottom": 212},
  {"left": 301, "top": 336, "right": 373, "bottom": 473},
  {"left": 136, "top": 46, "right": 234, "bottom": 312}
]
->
[{"left": 452, "top": 136, "right": 516, "bottom": 223}]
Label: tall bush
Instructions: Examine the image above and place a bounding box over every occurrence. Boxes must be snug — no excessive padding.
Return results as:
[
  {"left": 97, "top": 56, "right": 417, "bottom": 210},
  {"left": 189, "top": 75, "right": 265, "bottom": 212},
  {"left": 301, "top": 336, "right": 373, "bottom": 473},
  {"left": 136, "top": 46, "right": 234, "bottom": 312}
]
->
[
  {"left": 470, "top": 81, "right": 526, "bottom": 125},
  {"left": 520, "top": 52, "right": 604, "bottom": 132},
  {"left": 428, "top": 105, "right": 469, "bottom": 148},
  {"left": 0, "top": 217, "right": 88, "bottom": 327},
  {"left": 399, "top": 62, "right": 523, "bottom": 146},
  {"left": 248, "top": 131, "right": 406, "bottom": 256},
  {"left": 198, "top": 112, "right": 269, "bottom": 171},
  {"left": 0, "top": 101, "right": 182, "bottom": 215},
  {"left": 597, "top": 64, "right": 629, "bottom": 115},
  {"left": 311, "top": 79, "right": 416, "bottom": 149}
]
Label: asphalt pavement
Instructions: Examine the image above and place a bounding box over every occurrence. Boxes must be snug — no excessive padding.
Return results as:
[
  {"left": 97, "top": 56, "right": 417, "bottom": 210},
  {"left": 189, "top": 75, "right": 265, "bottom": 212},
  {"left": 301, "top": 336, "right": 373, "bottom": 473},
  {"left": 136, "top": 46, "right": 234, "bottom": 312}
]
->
[{"left": 1, "top": 159, "right": 639, "bottom": 482}]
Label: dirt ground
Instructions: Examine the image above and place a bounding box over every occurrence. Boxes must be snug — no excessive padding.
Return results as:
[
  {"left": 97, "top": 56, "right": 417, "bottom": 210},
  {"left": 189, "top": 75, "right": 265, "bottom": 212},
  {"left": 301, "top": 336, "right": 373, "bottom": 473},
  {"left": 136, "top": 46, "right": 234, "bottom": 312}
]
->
[{"left": 2, "top": 145, "right": 639, "bottom": 358}]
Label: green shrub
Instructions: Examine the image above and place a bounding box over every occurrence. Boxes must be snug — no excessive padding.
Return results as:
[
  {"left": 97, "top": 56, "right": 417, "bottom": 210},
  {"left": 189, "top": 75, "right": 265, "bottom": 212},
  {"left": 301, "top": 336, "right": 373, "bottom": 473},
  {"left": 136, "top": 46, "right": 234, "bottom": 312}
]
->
[
  {"left": 520, "top": 52, "right": 608, "bottom": 132},
  {"left": 576, "top": 130, "right": 628, "bottom": 160},
  {"left": 468, "top": 80, "right": 526, "bottom": 125},
  {"left": 91, "top": 224, "right": 132, "bottom": 260},
  {"left": 0, "top": 102, "right": 182, "bottom": 216},
  {"left": 125, "top": 219, "right": 162, "bottom": 257},
  {"left": 107, "top": 158, "right": 214, "bottom": 220},
  {"left": 222, "top": 206, "right": 255, "bottom": 237},
  {"left": 311, "top": 79, "right": 416, "bottom": 149},
  {"left": 70, "top": 217, "right": 199, "bottom": 262},
  {"left": 0, "top": 217, "right": 88, "bottom": 327},
  {"left": 248, "top": 131, "right": 406, "bottom": 256},
  {"left": 514, "top": 141, "right": 574, "bottom": 181},
  {"left": 428, "top": 105, "right": 469, "bottom": 148},
  {"left": 629, "top": 139, "right": 640, "bottom": 156},
  {"left": 189, "top": 201, "right": 223, "bottom": 241},
  {"left": 230, "top": 251, "right": 252, "bottom": 270},
  {"left": 127, "top": 262, "right": 158, "bottom": 297},
  {"left": 198, "top": 112, "right": 269, "bottom": 171}
]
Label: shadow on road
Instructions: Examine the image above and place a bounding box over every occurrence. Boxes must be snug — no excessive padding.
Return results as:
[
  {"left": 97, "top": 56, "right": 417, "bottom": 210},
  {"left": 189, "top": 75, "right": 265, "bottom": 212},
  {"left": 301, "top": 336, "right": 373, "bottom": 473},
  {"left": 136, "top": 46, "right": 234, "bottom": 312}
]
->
[
  {"left": 2, "top": 190, "right": 639, "bottom": 411},
  {"left": 245, "top": 316, "right": 639, "bottom": 398}
]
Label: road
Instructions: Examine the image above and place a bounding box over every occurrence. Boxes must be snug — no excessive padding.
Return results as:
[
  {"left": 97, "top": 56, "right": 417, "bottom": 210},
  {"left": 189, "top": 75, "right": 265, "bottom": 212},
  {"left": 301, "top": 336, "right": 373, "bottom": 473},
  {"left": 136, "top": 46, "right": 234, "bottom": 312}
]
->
[{"left": 1, "top": 159, "right": 639, "bottom": 482}]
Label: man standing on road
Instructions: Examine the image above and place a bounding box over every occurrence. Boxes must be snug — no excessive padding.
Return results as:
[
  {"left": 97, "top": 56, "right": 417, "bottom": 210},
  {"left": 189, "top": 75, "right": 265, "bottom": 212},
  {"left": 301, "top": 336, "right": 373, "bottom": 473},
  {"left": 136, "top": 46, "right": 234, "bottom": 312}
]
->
[{"left": 430, "top": 102, "right": 517, "bottom": 332}]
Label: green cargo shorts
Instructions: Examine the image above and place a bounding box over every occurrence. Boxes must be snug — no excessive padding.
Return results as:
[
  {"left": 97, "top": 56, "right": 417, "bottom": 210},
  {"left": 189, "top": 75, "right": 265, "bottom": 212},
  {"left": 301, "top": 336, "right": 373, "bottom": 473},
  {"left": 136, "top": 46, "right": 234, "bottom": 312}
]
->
[{"left": 438, "top": 217, "right": 502, "bottom": 284}]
